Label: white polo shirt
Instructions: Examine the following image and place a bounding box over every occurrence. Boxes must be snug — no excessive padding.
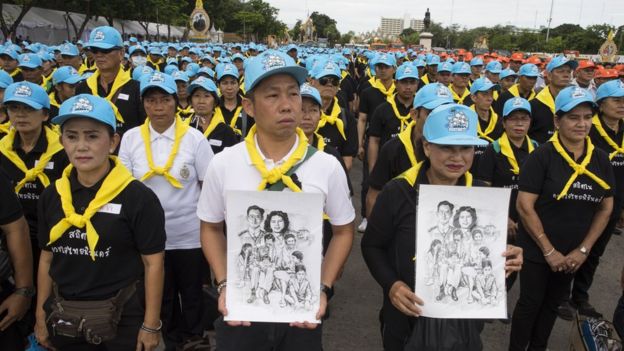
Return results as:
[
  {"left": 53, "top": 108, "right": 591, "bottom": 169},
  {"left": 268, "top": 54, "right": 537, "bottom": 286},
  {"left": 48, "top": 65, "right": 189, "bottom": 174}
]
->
[
  {"left": 197, "top": 134, "right": 355, "bottom": 226},
  {"left": 119, "top": 119, "right": 214, "bottom": 250}
]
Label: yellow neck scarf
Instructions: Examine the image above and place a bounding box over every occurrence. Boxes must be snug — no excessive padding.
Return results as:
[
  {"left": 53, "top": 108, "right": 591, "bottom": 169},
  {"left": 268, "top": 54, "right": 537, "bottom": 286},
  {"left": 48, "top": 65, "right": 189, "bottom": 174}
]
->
[
  {"left": 0, "top": 126, "right": 63, "bottom": 192},
  {"left": 421, "top": 74, "right": 431, "bottom": 85},
  {"left": 508, "top": 84, "right": 536, "bottom": 100},
  {"left": 48, "top": 91, "right": 61, "bottom": 108},
  {"left": 176, "top": 104, "right": 194, "bottom": 118},
  {"left": 550, "top": 132, "right": 611, "bottom": 200},
  {"left": 369, "top": 77, "right": 396, "bottom": 98},
  {"left": 139, "top": 117, "right": 189, "bottom": 188},
  {"left": 202, "top": 111, "right": 225, "bottom": 138},
  {"left": 470, "top": 105, "right": 498, "bottom": 142},
  {"left": 48, "top": 157, "right": 134, "bottom": 260},
  {"left": 317, "top": 97, "right": 346, "bottom": 140},
  {"left": 147, "top": 56, "right": 162, "bottom": 71},
  {"left": 388, "top": 95, "right": 413, "bottom": 132},
  {"left": 42, "top": 69, "right": 55, "bottom": 87},
  {"left": 535, "top": 86, "right": 556, "bottom": 114},
  {"left": 592, "top": 115, "right": 624, "bottom": 160},
  {"left": 498, "top": 133, "right": 535, "bottom": 175},
  {"left": 450, "top": 84, "right": 470, "bottom": 104},
  {"left": 314, "top": 132, "right": 326, "bottom": 151},
  {"left": 9, "top": 68, "right": 21, "bottom": 78},
  {"left": 0, "top": 121, "right": 10, "bottom": 134},
  {"left": 245, "top": 125, "right": 309, "bottom": 192},
  {"left": 341, "top": 70, "right": 349, "bottom": 82},
  {"left": 86, "top": 67, "right": 131, "bottom": 123},
  {"left": 216, "top": 105, "right": 244, "bottom": 135},
  {"left": 399, "top": 161, "right": 473, "bottom": 187},
  {"left": 398, "top": 121, "right": 419, "bottom": 167}
]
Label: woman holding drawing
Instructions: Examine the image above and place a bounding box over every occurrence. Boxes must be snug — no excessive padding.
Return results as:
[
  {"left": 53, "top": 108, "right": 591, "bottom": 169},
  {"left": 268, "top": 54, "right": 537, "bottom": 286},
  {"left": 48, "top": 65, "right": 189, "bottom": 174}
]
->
[
  {"left": 509, "top": 87, "right": 615, "bottom": 350},
  {"left": 362, "top": 103, "right": 523, "bottom": 351}
]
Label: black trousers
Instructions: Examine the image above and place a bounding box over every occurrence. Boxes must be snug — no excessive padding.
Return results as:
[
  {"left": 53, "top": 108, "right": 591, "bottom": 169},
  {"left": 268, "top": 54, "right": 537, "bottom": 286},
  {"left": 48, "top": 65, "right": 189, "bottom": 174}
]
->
[
  {"left": 509, "top": 259, "right": 574, "bottom": 351},
  {"left": 46, "top": 284, "right": 145, "bottom": 351},
  {"left": 570, "top": 217, "right": 616, "bottom": 303},
  {"left": 614, "top": 294, "right": 624, "bottom": 340},
  {"left": 214, "top": 317, "right": 322, "bottom": 351},
  {"left": 0, "top": 286, "right": 25, "bottom": 351},
  {"left": 360, "top": 138, "right": 369, "bottom": 218},
  {"left": 162, "top": 248, "right": 204, "bottom": 350}
]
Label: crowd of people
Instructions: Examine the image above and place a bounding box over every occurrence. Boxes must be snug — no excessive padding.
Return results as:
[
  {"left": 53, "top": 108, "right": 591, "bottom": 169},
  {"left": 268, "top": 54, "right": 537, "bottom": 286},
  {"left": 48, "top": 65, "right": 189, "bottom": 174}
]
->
[{"left": 0, "top": 24, "right": 622, "bottom": 350}]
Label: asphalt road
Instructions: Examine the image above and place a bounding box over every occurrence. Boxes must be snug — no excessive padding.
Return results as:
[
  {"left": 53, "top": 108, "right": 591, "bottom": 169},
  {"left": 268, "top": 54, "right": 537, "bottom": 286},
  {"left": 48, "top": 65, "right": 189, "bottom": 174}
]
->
[{"left": 322, "top": 159, "right": 624, "bottom": 351}]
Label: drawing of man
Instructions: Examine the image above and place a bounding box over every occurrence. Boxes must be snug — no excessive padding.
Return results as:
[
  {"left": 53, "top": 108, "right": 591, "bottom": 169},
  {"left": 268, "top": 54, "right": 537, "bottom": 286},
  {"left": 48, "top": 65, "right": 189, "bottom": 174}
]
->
[
  {"left": 239, "top": 205, "right": 266, "bottom": 247},
  {"left": 428, "top": 201, "right": 455, "bottom": 243}
]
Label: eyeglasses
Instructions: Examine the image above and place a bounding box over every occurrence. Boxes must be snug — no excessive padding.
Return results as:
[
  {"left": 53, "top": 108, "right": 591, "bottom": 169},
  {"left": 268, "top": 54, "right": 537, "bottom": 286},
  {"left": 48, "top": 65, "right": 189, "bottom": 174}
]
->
[
  {"left": 318, "top": 77, "right": 340, "bottom": 87},
  {"left": 90, "top": 47, "right": 119, "bottom": 55}
]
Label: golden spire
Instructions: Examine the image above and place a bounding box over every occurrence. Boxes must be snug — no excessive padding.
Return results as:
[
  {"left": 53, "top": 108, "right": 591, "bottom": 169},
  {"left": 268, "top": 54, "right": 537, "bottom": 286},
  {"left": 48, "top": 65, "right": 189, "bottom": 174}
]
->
[{"left": 195, "top": 0, "right": 204, "bottom": 9}]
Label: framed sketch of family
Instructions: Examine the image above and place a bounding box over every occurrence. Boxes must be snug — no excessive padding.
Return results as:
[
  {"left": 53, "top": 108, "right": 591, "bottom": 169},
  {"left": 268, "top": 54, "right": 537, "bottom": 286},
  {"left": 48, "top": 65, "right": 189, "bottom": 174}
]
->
[
  {"left": 415, "top": 185, "right": 511, "bottom": 319},
  {"left": 225, "top": 190, "right": 324, "bottom": 323}
]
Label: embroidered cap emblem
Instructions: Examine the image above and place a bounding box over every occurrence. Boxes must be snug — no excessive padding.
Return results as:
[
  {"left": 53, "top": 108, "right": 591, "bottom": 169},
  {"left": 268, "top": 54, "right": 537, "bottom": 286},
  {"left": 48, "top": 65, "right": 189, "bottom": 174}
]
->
[
  {"left": 71, "top": 97, "right": 94, "bottom": 113},
  {"left": 14, "top": 84, "right": 32, "bottom": 97},
  {"left": 94, "top": 31, "right": 106, "bottom": 42},
  {"left": 447, "top": 108, "right": 469, "bottom": 132},
  {"left": 262, "top": 54, "right": 286, "bottom": 71}
]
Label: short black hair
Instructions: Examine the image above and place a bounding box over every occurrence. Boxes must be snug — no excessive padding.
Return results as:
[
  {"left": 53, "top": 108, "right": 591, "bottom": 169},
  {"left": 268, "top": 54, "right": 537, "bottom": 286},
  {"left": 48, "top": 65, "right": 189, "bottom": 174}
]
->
[{"left": 247, "top": 205, "right": 264, "bottom": 217}]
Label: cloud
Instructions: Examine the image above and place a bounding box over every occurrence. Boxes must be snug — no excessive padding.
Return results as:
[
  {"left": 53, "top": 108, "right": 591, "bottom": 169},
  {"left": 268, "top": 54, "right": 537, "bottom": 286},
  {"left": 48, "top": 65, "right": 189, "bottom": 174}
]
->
[{"left": 264, "top": 0, "right": 624, "bottom": 34}]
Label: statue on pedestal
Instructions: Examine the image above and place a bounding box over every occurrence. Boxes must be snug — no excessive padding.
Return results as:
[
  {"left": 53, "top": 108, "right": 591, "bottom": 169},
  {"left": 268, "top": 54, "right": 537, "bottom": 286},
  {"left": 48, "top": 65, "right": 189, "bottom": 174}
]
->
[{"left": 424, "top": 8, "right": 431, "bottom": 31}]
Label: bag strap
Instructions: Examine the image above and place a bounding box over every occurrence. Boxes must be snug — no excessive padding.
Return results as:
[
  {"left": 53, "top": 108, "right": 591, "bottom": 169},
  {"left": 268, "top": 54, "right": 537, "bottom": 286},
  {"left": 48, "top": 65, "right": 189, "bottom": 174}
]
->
[
  {"left": 267, "top": 145, "right": 318, "bottom": 191},
  {"left": 241, "top": 111, "right": 248, "bottom": 137},
  {"left": 112, "top": 280, "right": 138, "bottom": 307}
]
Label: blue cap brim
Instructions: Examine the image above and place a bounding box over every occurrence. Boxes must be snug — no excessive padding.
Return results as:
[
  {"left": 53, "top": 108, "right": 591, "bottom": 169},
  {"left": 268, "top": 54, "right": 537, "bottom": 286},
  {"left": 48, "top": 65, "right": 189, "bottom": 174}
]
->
[
  {"left": 503, "top": 107, "right": 531, "bottom": 118},
  {"left": 301, "top": 93, "right": 321, "bottom": 106},
  {"left": 18, "top": 63, "right": 40, "bottom": 69},
  {"left": 140, "top": 84, "right": 177, "bottom": 96},
  {"left": 426, "top": 134, "right": 489, "bottom": 146},
  {"left": 60, "top": 76, "right": 82, "bottom": 85},
  {"left": 87, "top": 43, "right": 118, "bottom": 50},
  {"left": 52, "top": 113, "right": 114, "bottom": 131},
  {"left": 4, "top": 97, "right": 45, "bottom": 110},
  {"left": 247, "top": 66, "right": 307, "bottom": 92},
  {"left": 421, "top": 99, "right": 452, "bottom": 110},
  {"left": 557, "top": 98, "right": 597, "bottom": 114},
  {"left": 397, "top": 74, "right": 420, "bottom": 80}
]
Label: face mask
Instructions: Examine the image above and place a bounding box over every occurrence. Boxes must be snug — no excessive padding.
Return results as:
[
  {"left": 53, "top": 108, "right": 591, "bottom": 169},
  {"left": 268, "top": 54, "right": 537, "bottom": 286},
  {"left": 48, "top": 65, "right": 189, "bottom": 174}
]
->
[{"left": 131, "top": 56, "right": 147, "bottom": 67}]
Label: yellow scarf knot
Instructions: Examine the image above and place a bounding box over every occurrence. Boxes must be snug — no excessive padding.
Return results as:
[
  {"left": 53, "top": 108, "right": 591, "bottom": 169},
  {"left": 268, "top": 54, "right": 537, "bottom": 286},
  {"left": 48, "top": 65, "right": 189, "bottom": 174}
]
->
[
  {"left": 592, "top": 115, "right": 624, "bottom": 160},
  {"left": 86, "top": 67, "right": 130, "bottom": 123},
  {"left": 387, "top": 94, "right": 412, "bottom": 132},
  {"left": 317, "top": 97, "right": 346, "bottom": 140},
  {"left": 471, "top": 105, "right": 498, "bottom": 143}
]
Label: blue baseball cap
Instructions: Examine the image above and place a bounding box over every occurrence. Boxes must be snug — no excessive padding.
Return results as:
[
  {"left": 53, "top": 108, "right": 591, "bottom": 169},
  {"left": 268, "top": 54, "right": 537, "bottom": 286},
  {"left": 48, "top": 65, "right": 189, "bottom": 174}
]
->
[
  {"left": 546, "top": 55, "right": 578, "bottom": 73},
  {"left": 423, "top": 104, "right": 488, "bottom": 146},
  {"left": 518, "top": 63, "right": 540, "bottom": 77},
  {"left": 0, "top": 48, "right": 18, "bottom": 60},
  {"left": 60, "top": 43, "right": 80, "bottom": 57},
  {"left": 197, "top": 67, "right": 215, "bottom": 78},
  {"left": 87, "top": 26, "right": 123, "bottom": 50},
  {"left": 163, "top": 64, "right": 179, "bottom": 75},
  {"left": 313, "top": 59, "right": 341, "bottom": 79},
  {"left": 18, "top": 53, "right": 42, "bottom": 69},
  {"left": 0, "top": 70, "right": 14, "bottom": 89},
  {"left": 485, "top": 61, "right": 502, "bottom": 74},
  {"left": 503, "top": 97, "right": 532, "bottom": 118},
  {"left": 185, "top": 62, "right": 200, "bottom": 77},
  {"left": 140, "top": 72, "right": 177, "bottom": 96},
  {"left": 187, "top": 76, "right": 219, "bottom": 99},
  {"left": 171, "top": 70, "right": 189, "bottom": 83},
  {"left": 232, "top": 53, "right": 245, "bottom": 62},
  {"left": 452, "top": 62, "right": 471, "bottom": 75},
  {"left": 52, "top": 66, "right": 82, "bottom": 85},
  {"left": 300, "top": 83, "right": 322, "bottom": 106},
  {"left": 216, "top": 62, "right": 239, "bottom": 80},
  {"left": 437, "top": 61, "right": 453, "bottom": 73},
  {"left": 413, "top": 59, "right": 426, "bottom": 68},
  {"left": 148, "top": 47, "right": 162, "bottom": 56},
  {"left": 413, "top": 83, "right": 454, "bottom": 110},
  {"left": 3, "top": 82, "right": 50, "bottom": 109},
  {"left": 287, "top": 44, "right": 298, "bottom": 52},
  {"left": 470, "top": 57, "right": 484, "bottom": 66},
  {"left": 500, "top": 68, "right": 518, "bottom": 80},
  {"left": 53, "top": 94, "right": 117, "bottom": 131},
  {"left": 395, "top": 63, "right": 419, "bottom": 80},
  {"left": 470, "top": 78, "right": 496, "bottom": 95},
  {"left": 132, "top": 65, "right": 154, "bottom": 81},
  {"left": 596, "top": 79, "right": 624, "bottom": 103},
  {"left": 128, "top": 45, "right": 147, "bottom": 56},
  {"left": 373, "top": 52, "right": 397, "bottom": 67},
  {"left": 554, "top": 86, "right": 596, "bottom": 115},
  {"left": 244, "top": 50, "right": 307, "bottom": 93},
  {"left": 426, "top": 54, "right": 441, "bottom": 66}
]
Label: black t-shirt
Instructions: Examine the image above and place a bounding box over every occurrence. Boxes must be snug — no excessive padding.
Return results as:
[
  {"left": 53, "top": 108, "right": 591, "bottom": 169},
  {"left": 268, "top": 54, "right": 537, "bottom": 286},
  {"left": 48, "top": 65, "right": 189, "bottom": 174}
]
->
[
  {"left": 472, "top": 114, "right": 504, "bottom": 171},
  {"left": 313, "top": 135, "right": 353, "bottom": 196},
  {"left": 362, "top": 162, "right": 485, "bottom": 345},
  {"left": 218, "top": 98, "right": 255, "bottom": 137},
  {"left": 368, "top": 95, "right": 412, "bottom": 147},
  {"left": 589, "top": 118, "right": 624, "bottom": 215},
  {"left": 516, "top": 141, "right": 615, "bottom": 263},
  {"left": 475, "top": 138, "right": 536, "bottom": 221},
  {"left": 528, "top": 98, "right": 555, "bottom": 144},
  {"left": 0, "top": 171, "right": 22, "bottom": 226},
  {"left": 76, "top": 76, "right": 146, "bottom": 136},
  {"left": 206, "top": 122, "right": 240, "bottom": 154},
  {"left": 317, "top": 100, "right": 358, "bottom": 157},
  {"left": 0, "top": 130, "right": 69, "bottom": 239},
  {"left": 49, "top": 93, "right": 63, "bottom": 120},
  {"left": 368, "top": 136, "right": 417, "bottom": 191},
  {"left": 359, "top": 85, "right": 388, "bottom": 117},
  {"left": 37, "top": 165, "right": 166, "bottom": 300}
]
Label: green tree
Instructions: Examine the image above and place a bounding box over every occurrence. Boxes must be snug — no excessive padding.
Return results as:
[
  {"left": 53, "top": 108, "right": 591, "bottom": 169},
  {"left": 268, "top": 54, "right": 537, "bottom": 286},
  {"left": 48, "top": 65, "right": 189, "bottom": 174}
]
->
[
  {"left": 309, "top": 11, "right": 340, "bottom": 44},
  {"left": 289, "top": 20, "right": 302, "bottom": 41}
]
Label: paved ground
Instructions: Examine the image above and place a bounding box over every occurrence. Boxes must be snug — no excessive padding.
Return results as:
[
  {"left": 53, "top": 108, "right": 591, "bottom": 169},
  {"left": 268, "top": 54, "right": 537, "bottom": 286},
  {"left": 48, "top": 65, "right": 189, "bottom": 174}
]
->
[{"left": 322, "top": 159, "right": 624, "bottom": 351}]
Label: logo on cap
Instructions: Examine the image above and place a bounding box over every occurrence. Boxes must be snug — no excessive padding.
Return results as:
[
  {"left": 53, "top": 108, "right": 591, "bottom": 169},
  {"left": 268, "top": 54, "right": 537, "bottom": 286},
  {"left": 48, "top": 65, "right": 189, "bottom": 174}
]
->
[
  {"left": 142, "top": 66, "right": 152, "bottom": 74},
  {"left": 194, "top": 77, "right": 207, "bottom": 84},
  {"left": 262, "top": 54, "right": 286, "bottom": 71},
  {"left": 512, "top": 97, "right": 524, "bottom": 107},
  {"left": 150, "top": 73, "right": 165, "bottom": 83},
  {"left": 22, "top": 55, "right": 31, "bottom": 63},
  {"left": 436, "top": 85, "right": 451, "bottom": 98},
  {"left": 447, "top": 108, "right": 469, "bottom": 132},
  {"left": 71, "top": 97, "right": 94, "bottom": 113},
  {"left": 530, "top": 66, "right": 539, "bottom": 74},
  {"left": 619, "top": 81, "right": 624, "bottom": 89},
  {"left": 404, "top": 67, "right": 413, "bottom": 74},
  {"left": 571, "top": 87, "right": 586, "bottom": 99},
  {"left": 69, "top": 67, "right": 78, "bottom": 75},
  {"left": 301, "top": 83, "right": 314, "bottom": 95},
  {"left": 224, "top": 65, "right": 234, "bottom": 73},
  {"left": 14, "top": 84, "right": 32, "bottom": 97},
  {"left": 94, "top": 31, "right": 106, "bottom": 42}
]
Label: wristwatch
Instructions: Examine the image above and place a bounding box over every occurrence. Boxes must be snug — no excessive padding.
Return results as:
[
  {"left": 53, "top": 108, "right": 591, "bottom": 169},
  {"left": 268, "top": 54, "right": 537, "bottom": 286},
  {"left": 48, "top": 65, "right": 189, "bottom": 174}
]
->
[
  {"left": 14, "top": 286, "right": 36, "bottom": 298},
  {"left": 579, "top": 246, "right": 589, "bottom": 256},
  {"left": 320, "top": 284, "right": 334, "bottom": 300}
]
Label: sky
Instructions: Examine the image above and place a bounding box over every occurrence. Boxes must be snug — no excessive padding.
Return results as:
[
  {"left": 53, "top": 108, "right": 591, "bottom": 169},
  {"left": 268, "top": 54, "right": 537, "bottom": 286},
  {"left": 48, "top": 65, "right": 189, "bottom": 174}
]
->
[{"left": 264, "top": 0, "right": 624, "bottom": 34}]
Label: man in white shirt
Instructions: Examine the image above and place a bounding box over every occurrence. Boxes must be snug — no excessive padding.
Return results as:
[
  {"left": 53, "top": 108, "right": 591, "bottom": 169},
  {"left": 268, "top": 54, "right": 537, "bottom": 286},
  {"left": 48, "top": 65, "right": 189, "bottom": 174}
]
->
[{"left": 197, "top": 50, "right": 355, "bottom": 350}]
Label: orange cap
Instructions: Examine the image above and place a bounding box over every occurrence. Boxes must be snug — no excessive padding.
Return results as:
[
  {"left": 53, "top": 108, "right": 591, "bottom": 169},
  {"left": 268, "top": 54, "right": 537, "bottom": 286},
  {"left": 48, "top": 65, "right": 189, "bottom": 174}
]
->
[
  {"left": 614, "top": 64, "right": 624, "bottom": 74},
  {"left": 576, "top": 60, "right": 596, "bottom": 71},
  {"left": 499, "top": 57, "right": 510, "bottom": 63},
  {"left": 595, "top": 68, "right": 619, "bottom": 79},
  {"left": 527, "top": 56, "right": 542, "bottom": 65},
  {"left": 511, "top": 52, "right": 524, "bottom": 61},
  {"left": 457, "top": 49, "right": 466, "bottom": 55},
  {"left": 490, "top": 52, "right": 499, "bottom": 58}
]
